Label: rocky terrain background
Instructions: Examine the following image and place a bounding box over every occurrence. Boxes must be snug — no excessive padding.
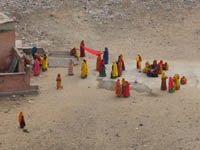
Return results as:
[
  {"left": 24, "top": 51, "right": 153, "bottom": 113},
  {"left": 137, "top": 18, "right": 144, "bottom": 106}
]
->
[{"left": 1, "top": 0, "right": 200, "bottom": 60}]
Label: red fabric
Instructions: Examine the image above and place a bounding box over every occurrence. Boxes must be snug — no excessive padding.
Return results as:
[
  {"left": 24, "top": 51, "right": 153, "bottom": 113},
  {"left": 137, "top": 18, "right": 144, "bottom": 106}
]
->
[
  {"left": 83, "top": 46, "right": 102, "bottom": 56},
  {"left": 124, "top": 81, "right": 130, "bottom": 97}
]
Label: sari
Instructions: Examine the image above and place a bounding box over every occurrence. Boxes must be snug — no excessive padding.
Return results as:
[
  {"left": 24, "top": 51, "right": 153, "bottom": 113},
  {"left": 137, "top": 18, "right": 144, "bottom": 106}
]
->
[
  {"left": 136, "top": 54, "right": 142, "bottom": 69},
  {"left": 117, "top": 60, "right": 122, "bottom": 77},
  {"left": 119, "top": 54, "right": 125, "bottom": 71},
  {"left": 42, "top": 54, "right": 48, "bottom": 71},
  {"left": 174, "top": 74, "right": 180, "bottom": 90},
  {"left": 68, "top": 59, "right": 74, "bottom": 76},
  {"left": 18, "top": 112, "right": 26, "bottom": 128},
  {"left": 32, "top": 47, "right": 37, "bottom": 59},
  {"left": 56, "top": 74, "right": 63, "bottom": 89},
  {"left": 81, "top": 60, "right": 88, "bottom": 79},
  {"left": 181, "top": 76, "right": 187, "bottom": 85},
  {"left": 142, "top": 61, "right": 150, "bottom": 73},
  {"left": 34, "top": 59, "right": 40, "bottom": 76},
  {"left": 115, "top": 79, "right": 122, "bottom": 97},
  {"left": 80, "top": 40, "right": 85, "bottom": 57},
  {"left": 161, "top": 73, "right": 167, "bottom": 90},
  {"left": 168, "top": 77, "right": 175, "bottom": 93},
  {"left": 124, "top": 81, "right": 130, "bottom": 97},
  {"left": 122, "top": 78, "right": 126, "bottom": 95},
  {"left": 103, "top": 47, "right": 109, "bottom": 64},
  {"left": 96, "top": 55, "right": 102, "bottom": 71},
  {"left": 111, "top": 62, "right": 118, "bottom": 79},
  {"left": 99, "top": 63, "right": 106, "bottom": 77}
]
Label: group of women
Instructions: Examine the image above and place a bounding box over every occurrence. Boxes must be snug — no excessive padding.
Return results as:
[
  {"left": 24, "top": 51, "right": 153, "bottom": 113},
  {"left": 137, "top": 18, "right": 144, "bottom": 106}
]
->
[
  {"left": 161, "top": 73, "right": 187, "bottom": 93},
  {"left": 142, "top": 59, "right": 169, "bottom": 78},
  {"left": 110, "top": 54, "right": 125, "bottom": 79},
  {"left": 136, "top": 54, "right": 188, "bottom": 93},
  {"left": 115, "top": 78, "right": 130, "bottom": 97},
  {"left": 32, "top": 47, "right": 48, "bottom": 76},
  {"left": 33, "top": 40, "right": 188, "bottom": 96}
]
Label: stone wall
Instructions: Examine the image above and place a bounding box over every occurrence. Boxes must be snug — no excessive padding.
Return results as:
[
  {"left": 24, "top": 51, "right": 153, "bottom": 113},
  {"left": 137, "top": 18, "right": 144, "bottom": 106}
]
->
[{"left": 0, "top": 66, "right": 38, "bottom": 92}]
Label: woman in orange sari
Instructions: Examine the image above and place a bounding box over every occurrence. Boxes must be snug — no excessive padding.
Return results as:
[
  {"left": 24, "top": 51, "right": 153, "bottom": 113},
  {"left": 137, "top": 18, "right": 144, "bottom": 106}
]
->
[
  {"left": 163, "top": 62, "right": 169, "bottom": 71},
  {"left": 18, "top": 112, "right": 26, "bottom": 129},
  {"left": 56, "top": 74, "right": 63, "bottom": 89},
  {"left": 119, "top": 54, "right": 125, "bottom": 71},
  {"left": 181, "top": 76, "right": 187, "bottom": 85},
  {"left": 71, "top": 47, "right": 79, "bottom": 60},
  {"left": 159, "top": 64, "right": 163, "bottom": 74},
  {"left": 115, "top": 79, "right": 122, "bottom": 97}
]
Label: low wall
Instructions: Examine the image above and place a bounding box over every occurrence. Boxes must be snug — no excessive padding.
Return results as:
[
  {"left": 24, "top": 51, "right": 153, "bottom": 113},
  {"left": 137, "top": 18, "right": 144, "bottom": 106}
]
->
[{"left": 0, "top": 67, "right": 38, "bottom": 92}]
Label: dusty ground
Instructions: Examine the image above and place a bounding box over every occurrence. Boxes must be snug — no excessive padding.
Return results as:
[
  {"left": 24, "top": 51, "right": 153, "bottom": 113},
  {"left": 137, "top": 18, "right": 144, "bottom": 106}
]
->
[{"left": 1, "top": 1, "right": 200, "bottom": 150}]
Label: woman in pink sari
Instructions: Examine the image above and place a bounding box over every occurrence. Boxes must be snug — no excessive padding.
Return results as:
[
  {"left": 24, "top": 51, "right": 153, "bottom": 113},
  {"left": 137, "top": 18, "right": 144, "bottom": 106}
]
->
[
  {"left": 34, "top": 59, "right": 40, "bottom": 76},
  {"left": 68, "top": 59, "right": 74, "bottom": 76}
]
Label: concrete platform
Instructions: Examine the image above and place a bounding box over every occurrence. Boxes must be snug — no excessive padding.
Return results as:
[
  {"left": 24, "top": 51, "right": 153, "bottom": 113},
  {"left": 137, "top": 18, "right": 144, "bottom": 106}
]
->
[
  {"left": 48, "top": 51, "right": 79, "bottom": 67},
  {"left": 97, "top": 60, "right": 200, "bottom": 94}
]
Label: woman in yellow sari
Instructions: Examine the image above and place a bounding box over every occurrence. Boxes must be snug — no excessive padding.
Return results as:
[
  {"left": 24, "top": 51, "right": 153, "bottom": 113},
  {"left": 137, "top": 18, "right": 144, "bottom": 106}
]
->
[
  {"left": 42, "top": 54, "right": 48, "bottom": 71},
  {"left": 136, "top": 54, "right": 142, "bottom": 69},
  {"left": 161, "top": 72, "right": 167, "bottom": 90},
  {"left": 111, "top": 62, "right": 118, "bottom": 79},
  {"left": 142, "top": 61, "right": 150, "bottom": 73},
  {"left": 121, "top": 78, "right": 126, "bottom": 95},
  {"left": 174, "top": 74, "right": 180, "bottom": 90},
  {"left": 81, "top": 59, "right": 89, "bottom": 79}
]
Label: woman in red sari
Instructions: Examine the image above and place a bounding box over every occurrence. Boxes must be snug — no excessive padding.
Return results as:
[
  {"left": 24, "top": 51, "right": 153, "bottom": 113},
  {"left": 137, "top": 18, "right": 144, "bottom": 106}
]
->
[
  {"left": 117, "top": 60, "right": 122, "bottom": 77},
  {"left": 124, "top": 81, "right": 130, "bottom": 97},
  {"left": 119, "top": 54, "right": 125, "bottom": 71},
  {"left": 96, "top": 54, "right": 102, "bottom": 71},
  {"left": 80, "top": 40, "right": 85, "bottom": 57}
]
